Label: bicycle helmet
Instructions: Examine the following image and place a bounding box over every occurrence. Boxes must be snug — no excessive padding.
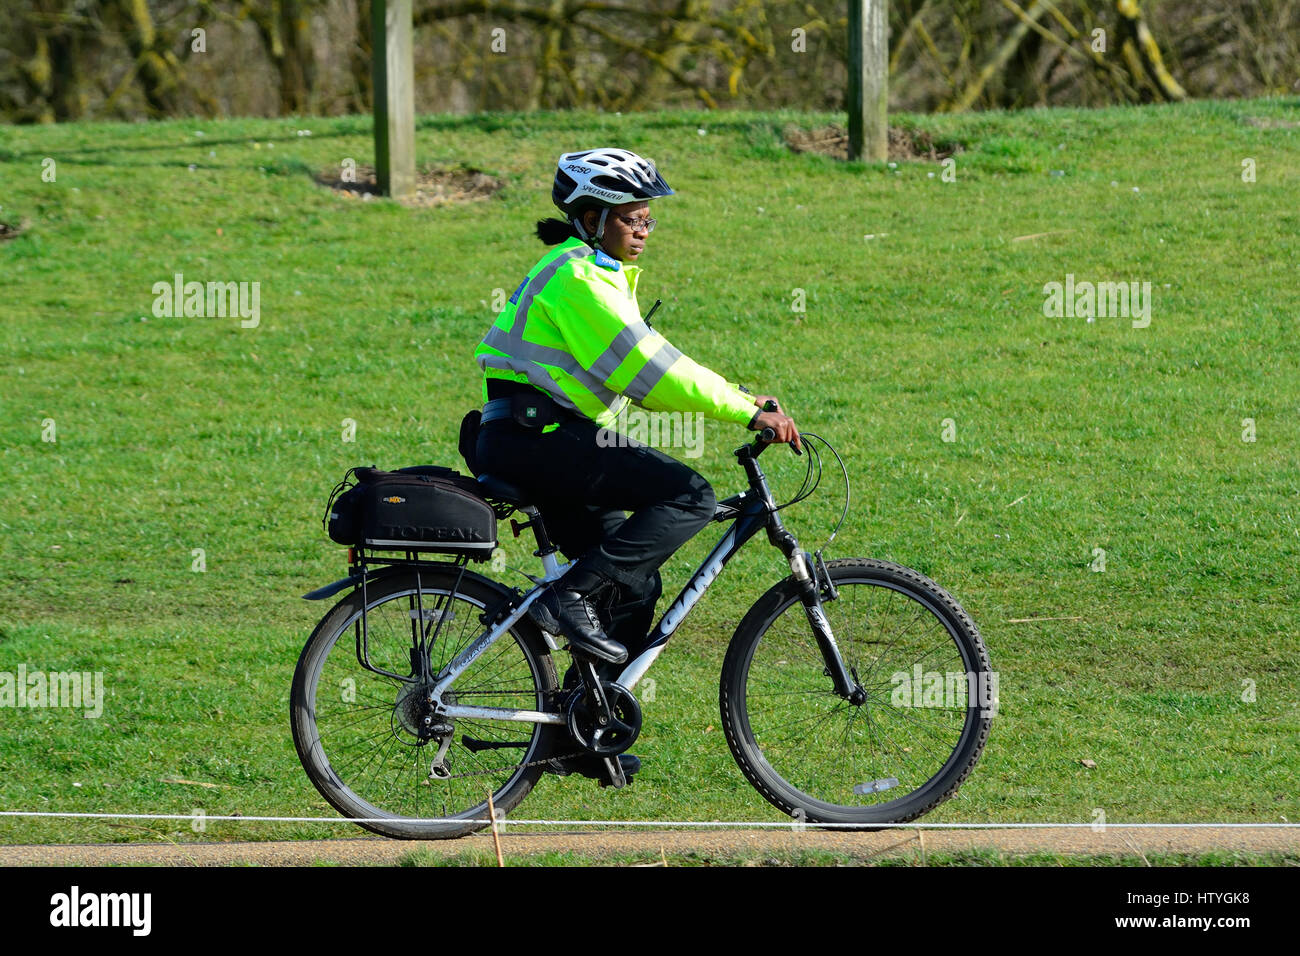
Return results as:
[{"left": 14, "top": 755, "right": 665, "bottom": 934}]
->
[{"left": 552, "top": 148, "right": 674, "bottom": 243}]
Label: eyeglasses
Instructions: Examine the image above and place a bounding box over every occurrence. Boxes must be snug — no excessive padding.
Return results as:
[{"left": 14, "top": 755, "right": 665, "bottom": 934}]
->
[{"left": 615, "top": 215, "right": 656, "bottom": 234}]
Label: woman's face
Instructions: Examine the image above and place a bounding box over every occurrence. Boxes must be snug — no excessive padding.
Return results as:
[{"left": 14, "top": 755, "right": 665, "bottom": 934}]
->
[{"left": 583, "top": 200, "right": 652, "bottom": 263}]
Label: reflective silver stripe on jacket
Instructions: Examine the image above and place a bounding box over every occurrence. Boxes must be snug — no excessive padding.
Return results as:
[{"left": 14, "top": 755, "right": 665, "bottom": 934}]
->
[
  {"left": 479, "top": 327, "right": 619, "bottom": 410},
  {"left": 622, "top": 341, "right": 684, "bottom": 402},
  {"left": 588, "top": 320, "right": 652, "bottom": 383},
  {"left": 510, "top": 243, "right": 595, "bottom": 336},
  {"left": 483, "top": 240, "right": 652, "bottom": 415}
]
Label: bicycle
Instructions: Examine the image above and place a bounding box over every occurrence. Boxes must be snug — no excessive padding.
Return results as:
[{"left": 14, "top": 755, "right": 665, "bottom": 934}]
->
[{"left": 290, "top": 424, "right": 994, "bottom": 839}]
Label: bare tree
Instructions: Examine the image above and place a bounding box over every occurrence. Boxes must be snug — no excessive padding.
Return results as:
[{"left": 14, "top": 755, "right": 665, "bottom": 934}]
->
[{"left": 1, "top": 0, "right": 1296, "bottom": 122}]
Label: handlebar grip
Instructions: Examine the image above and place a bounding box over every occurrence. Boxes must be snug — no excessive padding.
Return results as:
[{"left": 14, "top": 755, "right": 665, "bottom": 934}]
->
[
  {"left": 762, "top": 400, "right": 802, "bottom": 456},
  {"left": 756, "top": 424, "right": 802, "bottom": 455}
]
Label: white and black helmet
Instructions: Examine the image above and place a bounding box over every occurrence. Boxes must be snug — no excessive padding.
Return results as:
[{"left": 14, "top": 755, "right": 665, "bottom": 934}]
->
[{"left": 552, "top": 148, "right": 674, "bottom": 242}]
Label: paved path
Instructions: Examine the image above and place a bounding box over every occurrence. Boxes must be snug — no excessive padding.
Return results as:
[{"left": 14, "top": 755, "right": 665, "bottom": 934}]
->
[{"left": 2, "top": 827, "right": 1296, "bottom": 865}]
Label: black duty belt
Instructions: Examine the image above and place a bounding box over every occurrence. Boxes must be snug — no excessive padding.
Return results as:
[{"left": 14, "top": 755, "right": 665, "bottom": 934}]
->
[
  {"left": 480, "top": 398, "right": 516, "bottom": 425},
  {"left": 481, "top": 382, "right": 582, "bottom": 428}
]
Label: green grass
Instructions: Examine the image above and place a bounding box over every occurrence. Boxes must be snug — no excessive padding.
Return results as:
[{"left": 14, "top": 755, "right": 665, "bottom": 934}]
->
[{"left": 0, "top": 100, "right": 1298, "bottom": 846}]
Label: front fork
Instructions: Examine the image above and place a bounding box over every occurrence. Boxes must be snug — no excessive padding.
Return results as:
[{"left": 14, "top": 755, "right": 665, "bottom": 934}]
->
[
  {"left": 747, "top": 453, "right": 865, "bottom": 705},
  {"left": 781, "top": 539, "right": 866, "bottom": 704}
]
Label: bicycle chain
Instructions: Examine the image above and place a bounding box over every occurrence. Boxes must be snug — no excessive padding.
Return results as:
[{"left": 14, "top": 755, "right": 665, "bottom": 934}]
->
[
  {"left": 432, "top": 688, "right": 618, "bottom": 780},
  {"left": 436, "top": 749, "right": 588, "bottom": 780}
]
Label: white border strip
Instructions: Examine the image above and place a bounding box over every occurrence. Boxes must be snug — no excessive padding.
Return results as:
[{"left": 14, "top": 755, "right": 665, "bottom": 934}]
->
[{"left": 0, "top": 812, "right": 1296, "bottom": 829}]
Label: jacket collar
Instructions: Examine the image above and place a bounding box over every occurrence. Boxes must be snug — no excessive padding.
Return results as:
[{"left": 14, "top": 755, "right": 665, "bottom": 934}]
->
[{"left": 561, "top": 236, "right": 639, "bottom": 279}]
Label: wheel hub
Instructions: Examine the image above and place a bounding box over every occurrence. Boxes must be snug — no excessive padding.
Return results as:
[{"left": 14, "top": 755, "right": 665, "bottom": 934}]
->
[{"left": 394, "top": 683, "right": 451, "bottom": 741}]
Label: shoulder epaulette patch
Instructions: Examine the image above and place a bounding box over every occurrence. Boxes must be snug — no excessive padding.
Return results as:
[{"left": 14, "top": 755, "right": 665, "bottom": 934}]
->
[{"left": 593, "top": 248, "right": 622, "bottom": 271}]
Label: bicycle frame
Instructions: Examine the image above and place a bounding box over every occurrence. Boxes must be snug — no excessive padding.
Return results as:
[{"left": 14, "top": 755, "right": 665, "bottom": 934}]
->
[{"left": 425, "top": 436, "right": 863, "bottom": 727}]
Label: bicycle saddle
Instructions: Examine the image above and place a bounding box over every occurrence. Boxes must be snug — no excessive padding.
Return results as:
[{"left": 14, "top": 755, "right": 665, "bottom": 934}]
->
[{"left": 476, "top": 473, "right": 532, "bottom": 507}]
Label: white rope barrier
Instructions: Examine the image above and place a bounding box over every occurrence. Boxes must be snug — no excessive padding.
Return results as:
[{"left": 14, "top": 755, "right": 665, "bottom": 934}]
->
[{"left": 0, "top": 811, "right": 1296, "bottom": 829}]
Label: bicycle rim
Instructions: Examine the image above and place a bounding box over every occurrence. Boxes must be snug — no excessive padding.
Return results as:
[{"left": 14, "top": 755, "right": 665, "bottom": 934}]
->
[{"left": 724, "top": 560, "right": 992, "bottom": 824}]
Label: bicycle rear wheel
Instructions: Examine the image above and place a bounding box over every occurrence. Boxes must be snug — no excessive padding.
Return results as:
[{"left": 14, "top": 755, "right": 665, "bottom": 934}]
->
[
  {"left": 290, "top": 566, "right": 559, "bottom": 839},
  {"left": 720, "top": 558, "right": 993, "bottom": 826}
]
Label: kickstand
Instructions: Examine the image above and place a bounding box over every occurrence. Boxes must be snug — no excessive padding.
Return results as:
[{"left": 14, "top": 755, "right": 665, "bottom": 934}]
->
[{"left": 598, "top": 755, "right": 627, "bottom": 789}]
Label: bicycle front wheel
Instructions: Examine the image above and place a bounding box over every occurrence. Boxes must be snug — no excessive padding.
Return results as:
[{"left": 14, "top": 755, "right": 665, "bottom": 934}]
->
[
  {"left": 290, "top": 566, "right": 559, "bottom": 839},
  {"left": 720, "top": 558, "right": 993, "bottom": 826}
]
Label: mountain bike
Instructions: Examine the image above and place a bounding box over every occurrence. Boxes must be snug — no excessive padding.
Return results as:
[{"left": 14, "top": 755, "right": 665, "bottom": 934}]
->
[{"left": 290, "top": 424, "right": 994, "bottom": 839}]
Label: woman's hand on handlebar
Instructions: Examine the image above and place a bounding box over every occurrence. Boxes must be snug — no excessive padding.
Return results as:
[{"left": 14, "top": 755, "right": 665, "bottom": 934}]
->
[{"left": 751, "top": 408, "right": 802, "bottom": 452}]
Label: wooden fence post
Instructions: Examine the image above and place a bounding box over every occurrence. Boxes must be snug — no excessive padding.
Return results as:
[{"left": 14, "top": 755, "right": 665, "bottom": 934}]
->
[
  {"left": 848, "top": 0, "right": 889, "bottom": 162},
  {"left": 373, "top": 0, "right": 416, "bottom": 199}
]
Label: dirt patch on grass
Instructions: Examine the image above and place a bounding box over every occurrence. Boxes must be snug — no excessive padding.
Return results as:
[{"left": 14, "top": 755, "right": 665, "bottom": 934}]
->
[
  {"left": 315, "top": 163, "right": 504, "bottom": 208},
  {"left": 785, "top": 123, "right": 964, "bottom": 162},
  {"left": 1242, "top": 115, "right": 1300, "bottom": 130},
  {"left": 0, "top": 217, "right": 29, "bottom": 241}
]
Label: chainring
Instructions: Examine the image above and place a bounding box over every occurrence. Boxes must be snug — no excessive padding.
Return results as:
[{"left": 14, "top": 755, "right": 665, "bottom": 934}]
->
[{"left": 564, "top": 681, "right": 641, "bottom": 756}]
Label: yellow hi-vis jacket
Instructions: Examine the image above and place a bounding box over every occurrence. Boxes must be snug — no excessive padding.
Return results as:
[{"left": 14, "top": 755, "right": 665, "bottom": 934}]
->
[{"left": 475, "top": 237, "right": 757, "bottom": 431}]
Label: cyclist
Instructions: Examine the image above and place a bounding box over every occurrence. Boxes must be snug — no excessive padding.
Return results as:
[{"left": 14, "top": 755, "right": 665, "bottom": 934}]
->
[{"left": 473, "top": 147, "right": 799, "bottom": 778}]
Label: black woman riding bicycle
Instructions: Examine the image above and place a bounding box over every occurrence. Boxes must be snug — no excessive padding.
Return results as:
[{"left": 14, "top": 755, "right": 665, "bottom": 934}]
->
[
  {"left": 292, "top": 150, "right": 992, "bottom": 838},
  {"left": 471, "top": 147, "right": 800, "bottom": 783}
]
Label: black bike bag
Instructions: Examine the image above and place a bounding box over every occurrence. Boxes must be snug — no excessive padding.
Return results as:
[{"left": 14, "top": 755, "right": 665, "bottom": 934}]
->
[{"left": 324, "top": 465, "right": 497, "bottom": 558}]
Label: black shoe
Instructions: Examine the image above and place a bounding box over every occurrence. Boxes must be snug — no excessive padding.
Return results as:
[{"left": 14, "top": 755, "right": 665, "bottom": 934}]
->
[
  {"left": 529, "top": 588, "right": 627, "bottom": 664},
  {"left": 546, "top": 753, "right": 640, "bottom": 782}
]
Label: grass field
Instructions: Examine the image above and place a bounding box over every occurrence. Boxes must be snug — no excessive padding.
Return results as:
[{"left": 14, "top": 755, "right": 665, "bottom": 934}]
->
[{"left": 0, "top": 100, "right": 1297, "bottom": 847}]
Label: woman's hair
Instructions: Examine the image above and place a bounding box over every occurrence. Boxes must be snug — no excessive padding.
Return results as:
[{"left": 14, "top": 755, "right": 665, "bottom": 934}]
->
[
  {"left": 536, "top": 204, "right": 600, "bottom": 244},
  {"left": 535, "top": 216, "right": 579, "bottom": 244}
]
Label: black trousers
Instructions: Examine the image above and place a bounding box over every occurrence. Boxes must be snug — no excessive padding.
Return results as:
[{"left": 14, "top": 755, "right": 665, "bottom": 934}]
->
[{"left": 475, "top": 414, "right": 717, "bottom": 655}]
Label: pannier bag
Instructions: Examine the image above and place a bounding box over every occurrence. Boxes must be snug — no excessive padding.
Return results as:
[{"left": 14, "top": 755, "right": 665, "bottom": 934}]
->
[{"left": 325, "top": 465, "right": 497, "bottom": 557}]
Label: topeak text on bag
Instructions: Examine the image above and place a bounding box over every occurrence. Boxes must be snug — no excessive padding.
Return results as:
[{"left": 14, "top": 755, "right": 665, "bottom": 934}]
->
[{"left": 324, "top": 465, "right": 497, "bottom": 558}]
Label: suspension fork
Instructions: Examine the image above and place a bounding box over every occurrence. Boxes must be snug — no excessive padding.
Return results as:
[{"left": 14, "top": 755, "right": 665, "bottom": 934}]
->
[
  {"left": 772, "top": 523, "right": 864, "bottom": 702},
  {"left": 741, "top": 446, "right": 865, "bottom": 704}
]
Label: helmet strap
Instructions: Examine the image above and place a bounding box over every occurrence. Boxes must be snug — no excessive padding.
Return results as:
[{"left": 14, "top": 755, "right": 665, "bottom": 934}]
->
[{"left": 570, "top": 207, "right": 611, "bottom": 249}]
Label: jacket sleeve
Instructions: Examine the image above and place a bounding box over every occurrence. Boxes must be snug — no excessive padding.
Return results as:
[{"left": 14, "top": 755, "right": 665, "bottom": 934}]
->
[{"left": 549, "top": 270, "right": 759, "bottom": 426}]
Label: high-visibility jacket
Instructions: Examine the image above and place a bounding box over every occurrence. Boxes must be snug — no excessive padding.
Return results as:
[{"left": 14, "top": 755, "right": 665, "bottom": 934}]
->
[{"left": 475, "top": 237, "right": 757, "bottom": 431}]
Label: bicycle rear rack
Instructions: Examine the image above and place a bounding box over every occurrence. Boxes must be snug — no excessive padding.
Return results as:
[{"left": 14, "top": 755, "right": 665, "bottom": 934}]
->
[{"left": 351, "top": 548, "right": 473, "bottom": 684}]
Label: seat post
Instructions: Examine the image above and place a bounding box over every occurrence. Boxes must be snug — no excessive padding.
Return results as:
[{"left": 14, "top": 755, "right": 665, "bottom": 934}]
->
[
  {"left": 523, "top": 505, "right": 570, "bottom": 581},
  {"left": 520, "top": 505, "right": 557, "bottom": 556}
]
